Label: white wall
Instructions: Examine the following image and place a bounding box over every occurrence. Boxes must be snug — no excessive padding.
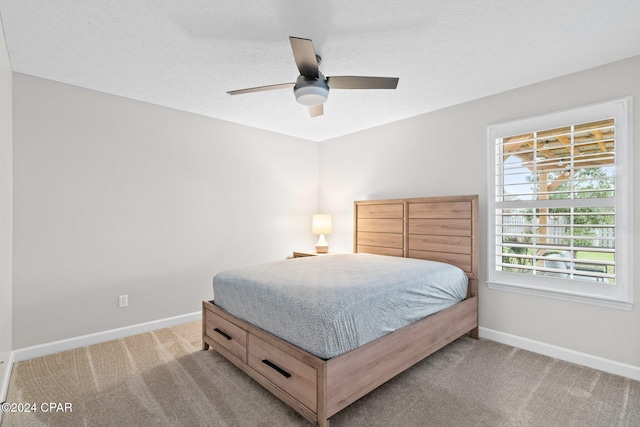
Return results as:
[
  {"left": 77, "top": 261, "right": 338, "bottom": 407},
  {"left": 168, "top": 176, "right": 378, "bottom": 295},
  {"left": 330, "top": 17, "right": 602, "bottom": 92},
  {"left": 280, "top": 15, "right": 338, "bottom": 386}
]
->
[
  {"left": 9, "top": 51, "right": 640, "bottom": 371},
  {"left": 0, "top": 18, "right": 13, "bottom": 367},
  {"left": 320, "top": 55, "right": 640, "bottom": 368},
  {"left": 12, "top": 74, "right": 319, "bottom": 349}
]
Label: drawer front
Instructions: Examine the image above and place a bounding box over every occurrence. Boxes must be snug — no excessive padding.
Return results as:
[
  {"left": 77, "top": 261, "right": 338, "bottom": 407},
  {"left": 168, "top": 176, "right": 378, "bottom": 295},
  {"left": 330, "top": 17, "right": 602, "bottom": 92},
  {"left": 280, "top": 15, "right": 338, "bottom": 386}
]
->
[
  {"left": 357, "top": 203, "right": 404, "bottom": 219},
  {"left": 248, "top": 334, "right": 317, "bottom": 411},
  {"left": 205, "top": 309, "right": 247, "bottom": 363}
]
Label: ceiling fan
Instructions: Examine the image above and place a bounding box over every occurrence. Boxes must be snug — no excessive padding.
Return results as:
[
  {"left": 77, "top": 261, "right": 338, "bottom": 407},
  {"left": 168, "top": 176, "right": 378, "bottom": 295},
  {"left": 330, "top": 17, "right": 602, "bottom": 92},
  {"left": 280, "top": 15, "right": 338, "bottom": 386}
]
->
[{"left": 227, "top": 36, "right": 399, "bottom": 118}]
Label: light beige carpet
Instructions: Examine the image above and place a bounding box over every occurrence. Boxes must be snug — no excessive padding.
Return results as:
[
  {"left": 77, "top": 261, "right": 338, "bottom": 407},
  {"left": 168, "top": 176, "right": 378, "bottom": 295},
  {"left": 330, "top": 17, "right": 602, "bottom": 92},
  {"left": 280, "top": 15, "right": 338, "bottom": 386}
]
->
[{"left": 2, "top": 321, "right": 639, "bottom": 426}]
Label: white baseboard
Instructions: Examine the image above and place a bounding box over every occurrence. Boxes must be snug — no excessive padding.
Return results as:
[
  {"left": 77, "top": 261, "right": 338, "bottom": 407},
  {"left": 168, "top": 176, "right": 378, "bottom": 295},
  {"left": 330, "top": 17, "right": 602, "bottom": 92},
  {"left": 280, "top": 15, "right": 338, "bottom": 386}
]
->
[
  {"left": 479, "top": 327, "right": 640, "bottom": 381},
  {"left": 13, "top": 311, "right": 201, "bottom": 363},
  {"left": 0, "top": 350, "right": 14, "bottom": 424},
  {"left": 0, "top": 351, "right": 13, "bottom": 400}
]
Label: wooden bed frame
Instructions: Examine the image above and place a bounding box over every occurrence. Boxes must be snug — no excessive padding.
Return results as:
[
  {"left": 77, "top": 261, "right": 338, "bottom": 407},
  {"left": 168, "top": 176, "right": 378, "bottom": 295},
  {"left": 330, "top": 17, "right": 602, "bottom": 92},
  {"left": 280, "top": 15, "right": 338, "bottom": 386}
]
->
[{"left": 202, "top": 195, "right": 478, "bottom": 426}]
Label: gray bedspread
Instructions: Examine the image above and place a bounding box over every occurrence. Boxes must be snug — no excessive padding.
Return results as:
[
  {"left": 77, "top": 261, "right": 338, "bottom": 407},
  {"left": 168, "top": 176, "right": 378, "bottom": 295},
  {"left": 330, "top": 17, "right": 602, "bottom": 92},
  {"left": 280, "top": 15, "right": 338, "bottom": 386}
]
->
[{"left": 213, "top": 253, "right": 468, "bottom": 359}]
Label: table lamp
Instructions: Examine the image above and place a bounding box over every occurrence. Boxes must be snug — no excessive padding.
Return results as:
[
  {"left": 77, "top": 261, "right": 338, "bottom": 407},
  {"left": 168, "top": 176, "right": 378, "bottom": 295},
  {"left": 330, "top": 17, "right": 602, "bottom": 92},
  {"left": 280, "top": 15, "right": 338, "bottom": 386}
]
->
[{"left": 312, "top": 214, "right": 332, "bottom": 253}]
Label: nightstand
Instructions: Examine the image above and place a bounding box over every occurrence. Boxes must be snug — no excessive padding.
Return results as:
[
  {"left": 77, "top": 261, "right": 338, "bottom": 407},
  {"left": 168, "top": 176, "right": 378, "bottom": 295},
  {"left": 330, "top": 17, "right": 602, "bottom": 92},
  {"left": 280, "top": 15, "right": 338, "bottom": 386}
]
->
[{"left": 292, "top": 250, "right": 333, "bottom": 258}]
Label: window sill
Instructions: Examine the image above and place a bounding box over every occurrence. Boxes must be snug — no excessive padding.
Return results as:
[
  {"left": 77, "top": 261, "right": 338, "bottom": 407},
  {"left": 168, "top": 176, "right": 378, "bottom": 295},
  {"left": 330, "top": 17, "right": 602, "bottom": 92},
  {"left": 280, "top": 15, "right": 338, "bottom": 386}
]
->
[{"left": 486, "top": 280, "right": 633, "bottom": 311}]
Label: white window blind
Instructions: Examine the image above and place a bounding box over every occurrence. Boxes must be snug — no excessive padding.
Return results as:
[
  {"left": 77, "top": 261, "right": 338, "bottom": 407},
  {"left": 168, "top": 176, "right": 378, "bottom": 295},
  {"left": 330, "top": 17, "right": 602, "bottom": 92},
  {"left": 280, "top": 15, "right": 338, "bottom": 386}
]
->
[{"left": 487, "top": 98, "right": 633, "bottom": 309}]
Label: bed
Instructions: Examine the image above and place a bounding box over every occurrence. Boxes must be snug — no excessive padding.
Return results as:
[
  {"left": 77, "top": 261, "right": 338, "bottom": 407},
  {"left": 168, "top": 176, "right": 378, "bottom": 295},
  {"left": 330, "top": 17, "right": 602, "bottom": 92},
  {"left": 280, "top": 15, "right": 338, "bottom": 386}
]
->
[{"left": 202, "top": 195, "right": 479, "bottom": 426}]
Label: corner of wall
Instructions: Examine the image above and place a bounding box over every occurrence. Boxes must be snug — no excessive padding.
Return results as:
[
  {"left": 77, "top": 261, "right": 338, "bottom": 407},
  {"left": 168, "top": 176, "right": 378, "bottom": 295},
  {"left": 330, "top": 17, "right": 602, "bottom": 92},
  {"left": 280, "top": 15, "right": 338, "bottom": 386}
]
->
[
  {"left": 0, "top": 12, "right": 14, "bottom": 394},
  {"left": 0, "top": 351, "right": 14, "bottom": 403}
]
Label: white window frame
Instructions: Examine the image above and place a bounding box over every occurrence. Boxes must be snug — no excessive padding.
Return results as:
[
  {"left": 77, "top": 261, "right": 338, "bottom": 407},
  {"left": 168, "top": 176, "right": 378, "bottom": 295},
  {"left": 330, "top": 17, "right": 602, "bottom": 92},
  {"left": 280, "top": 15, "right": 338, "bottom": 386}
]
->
[{"left": 487, "top": 97, "right": 633, "bottom": 310}]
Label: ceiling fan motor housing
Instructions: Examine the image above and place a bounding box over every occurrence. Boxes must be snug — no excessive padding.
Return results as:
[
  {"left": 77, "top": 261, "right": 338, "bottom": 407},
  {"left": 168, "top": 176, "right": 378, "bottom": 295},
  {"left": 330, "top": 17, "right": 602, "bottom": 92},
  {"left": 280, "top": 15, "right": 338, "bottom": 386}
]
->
[{"left": 294, "top": 74, "right": 329, "bottom": 106}]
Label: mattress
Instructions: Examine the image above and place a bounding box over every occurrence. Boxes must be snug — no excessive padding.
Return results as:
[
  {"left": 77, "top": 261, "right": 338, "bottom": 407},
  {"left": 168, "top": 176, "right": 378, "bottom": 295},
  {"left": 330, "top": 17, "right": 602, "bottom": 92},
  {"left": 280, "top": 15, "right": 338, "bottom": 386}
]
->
[{"left": 213, "top": 253, "right": 468, "bottom": 359}]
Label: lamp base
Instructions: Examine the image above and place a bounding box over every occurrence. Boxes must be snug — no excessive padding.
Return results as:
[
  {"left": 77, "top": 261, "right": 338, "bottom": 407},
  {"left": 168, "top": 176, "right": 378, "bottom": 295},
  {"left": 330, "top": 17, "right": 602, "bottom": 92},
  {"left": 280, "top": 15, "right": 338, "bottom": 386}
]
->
[{"left": 315, "top": 234, "right": 329, "bottom": 253}]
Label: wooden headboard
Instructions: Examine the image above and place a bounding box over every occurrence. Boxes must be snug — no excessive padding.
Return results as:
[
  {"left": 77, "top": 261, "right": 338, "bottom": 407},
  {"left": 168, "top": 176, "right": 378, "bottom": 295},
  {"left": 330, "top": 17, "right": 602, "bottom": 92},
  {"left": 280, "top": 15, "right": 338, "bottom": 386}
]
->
[{"left": 354, "top": 195, "right": 478, "bottom": 296}]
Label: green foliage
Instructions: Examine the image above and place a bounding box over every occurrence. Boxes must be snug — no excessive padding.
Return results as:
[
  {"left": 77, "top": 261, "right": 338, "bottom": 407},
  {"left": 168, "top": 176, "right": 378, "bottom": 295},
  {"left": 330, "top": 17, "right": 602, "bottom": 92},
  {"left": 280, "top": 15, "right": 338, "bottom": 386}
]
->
[
  {"left": 517, "top": 166, "right": 614, "bottom": 245},
  {"left": 501, "top": 235, "right": 533, "bottom": 273},
  {"left": 549, "top": 167, "right": 613, "bottom": 246},
  {"left": 552, "top": 167, "right": 614, "bottom": 199}
]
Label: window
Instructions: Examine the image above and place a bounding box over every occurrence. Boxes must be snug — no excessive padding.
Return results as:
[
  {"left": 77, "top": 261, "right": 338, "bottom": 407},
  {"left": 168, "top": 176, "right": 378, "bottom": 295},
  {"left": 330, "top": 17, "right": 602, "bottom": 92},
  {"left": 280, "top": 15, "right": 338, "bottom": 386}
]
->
[{"left": 487, "top": 98, "right": 633, "bottom": 309}]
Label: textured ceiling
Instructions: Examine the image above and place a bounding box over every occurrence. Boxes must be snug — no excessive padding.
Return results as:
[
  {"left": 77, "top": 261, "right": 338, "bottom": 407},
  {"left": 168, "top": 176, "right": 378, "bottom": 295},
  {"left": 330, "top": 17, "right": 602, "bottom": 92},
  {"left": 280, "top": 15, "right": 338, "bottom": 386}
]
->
[{"left": 1, "top": 1, "right": 640, "bottom": 141}]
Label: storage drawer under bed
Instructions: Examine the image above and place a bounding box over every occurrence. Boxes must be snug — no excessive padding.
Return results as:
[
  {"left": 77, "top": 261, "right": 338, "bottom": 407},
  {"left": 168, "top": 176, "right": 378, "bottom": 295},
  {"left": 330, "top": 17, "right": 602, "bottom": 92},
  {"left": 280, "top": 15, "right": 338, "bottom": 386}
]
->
[
  {"left": 204, "top": 309, "right": 247, "bottom": 363},
  {"left": 204, "top": 302, "right": 319, "bottom": 416},
  {"left": 248, "top": 333, "right": 317, "bottom": 411}
]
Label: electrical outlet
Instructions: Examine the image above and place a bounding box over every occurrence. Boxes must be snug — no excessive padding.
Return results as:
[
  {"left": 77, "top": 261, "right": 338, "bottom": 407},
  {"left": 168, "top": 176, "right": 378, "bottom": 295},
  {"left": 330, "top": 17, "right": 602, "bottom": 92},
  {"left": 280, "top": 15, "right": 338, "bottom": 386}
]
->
[{"left": 119, "top": 295, "right": 128, "bottom": 308}]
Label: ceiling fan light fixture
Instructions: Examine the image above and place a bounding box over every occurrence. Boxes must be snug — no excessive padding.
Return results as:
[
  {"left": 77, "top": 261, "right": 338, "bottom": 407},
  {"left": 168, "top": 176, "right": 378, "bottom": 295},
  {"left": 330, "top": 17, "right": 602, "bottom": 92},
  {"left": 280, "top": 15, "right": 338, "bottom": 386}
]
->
[
  {"left": 294, "top": 76, "right": 329, "bottom": 106},
  {"left": 295, "top": 85, "right": 329, "bottom": 105}
]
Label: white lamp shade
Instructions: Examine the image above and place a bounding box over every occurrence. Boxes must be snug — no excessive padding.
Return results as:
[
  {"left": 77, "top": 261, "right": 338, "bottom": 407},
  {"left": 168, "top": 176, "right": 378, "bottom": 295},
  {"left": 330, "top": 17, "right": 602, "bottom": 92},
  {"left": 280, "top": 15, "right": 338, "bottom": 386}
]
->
[
  {"left": 312, "top": 214, "right": 332, "bottom": 235},
  {"left": 295, "top": 85, "right": 329, "bottom": 106}
]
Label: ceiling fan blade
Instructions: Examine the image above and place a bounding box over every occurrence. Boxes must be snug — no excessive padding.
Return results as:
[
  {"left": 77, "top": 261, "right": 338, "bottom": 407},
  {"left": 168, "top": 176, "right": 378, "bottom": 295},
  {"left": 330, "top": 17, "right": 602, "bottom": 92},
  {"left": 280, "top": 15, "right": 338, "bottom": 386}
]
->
[
  {"left": 289, "top": 36, "right": 319, "bottom": 79},
  {"left": 327, "top": 76, "right": 399, "bottom": 90},
  {"left": 227, "top": 82, "right": 295, "bottom": 95},
  {"left": 308, "top": 104, "right": 324, "bottom": 118}
]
